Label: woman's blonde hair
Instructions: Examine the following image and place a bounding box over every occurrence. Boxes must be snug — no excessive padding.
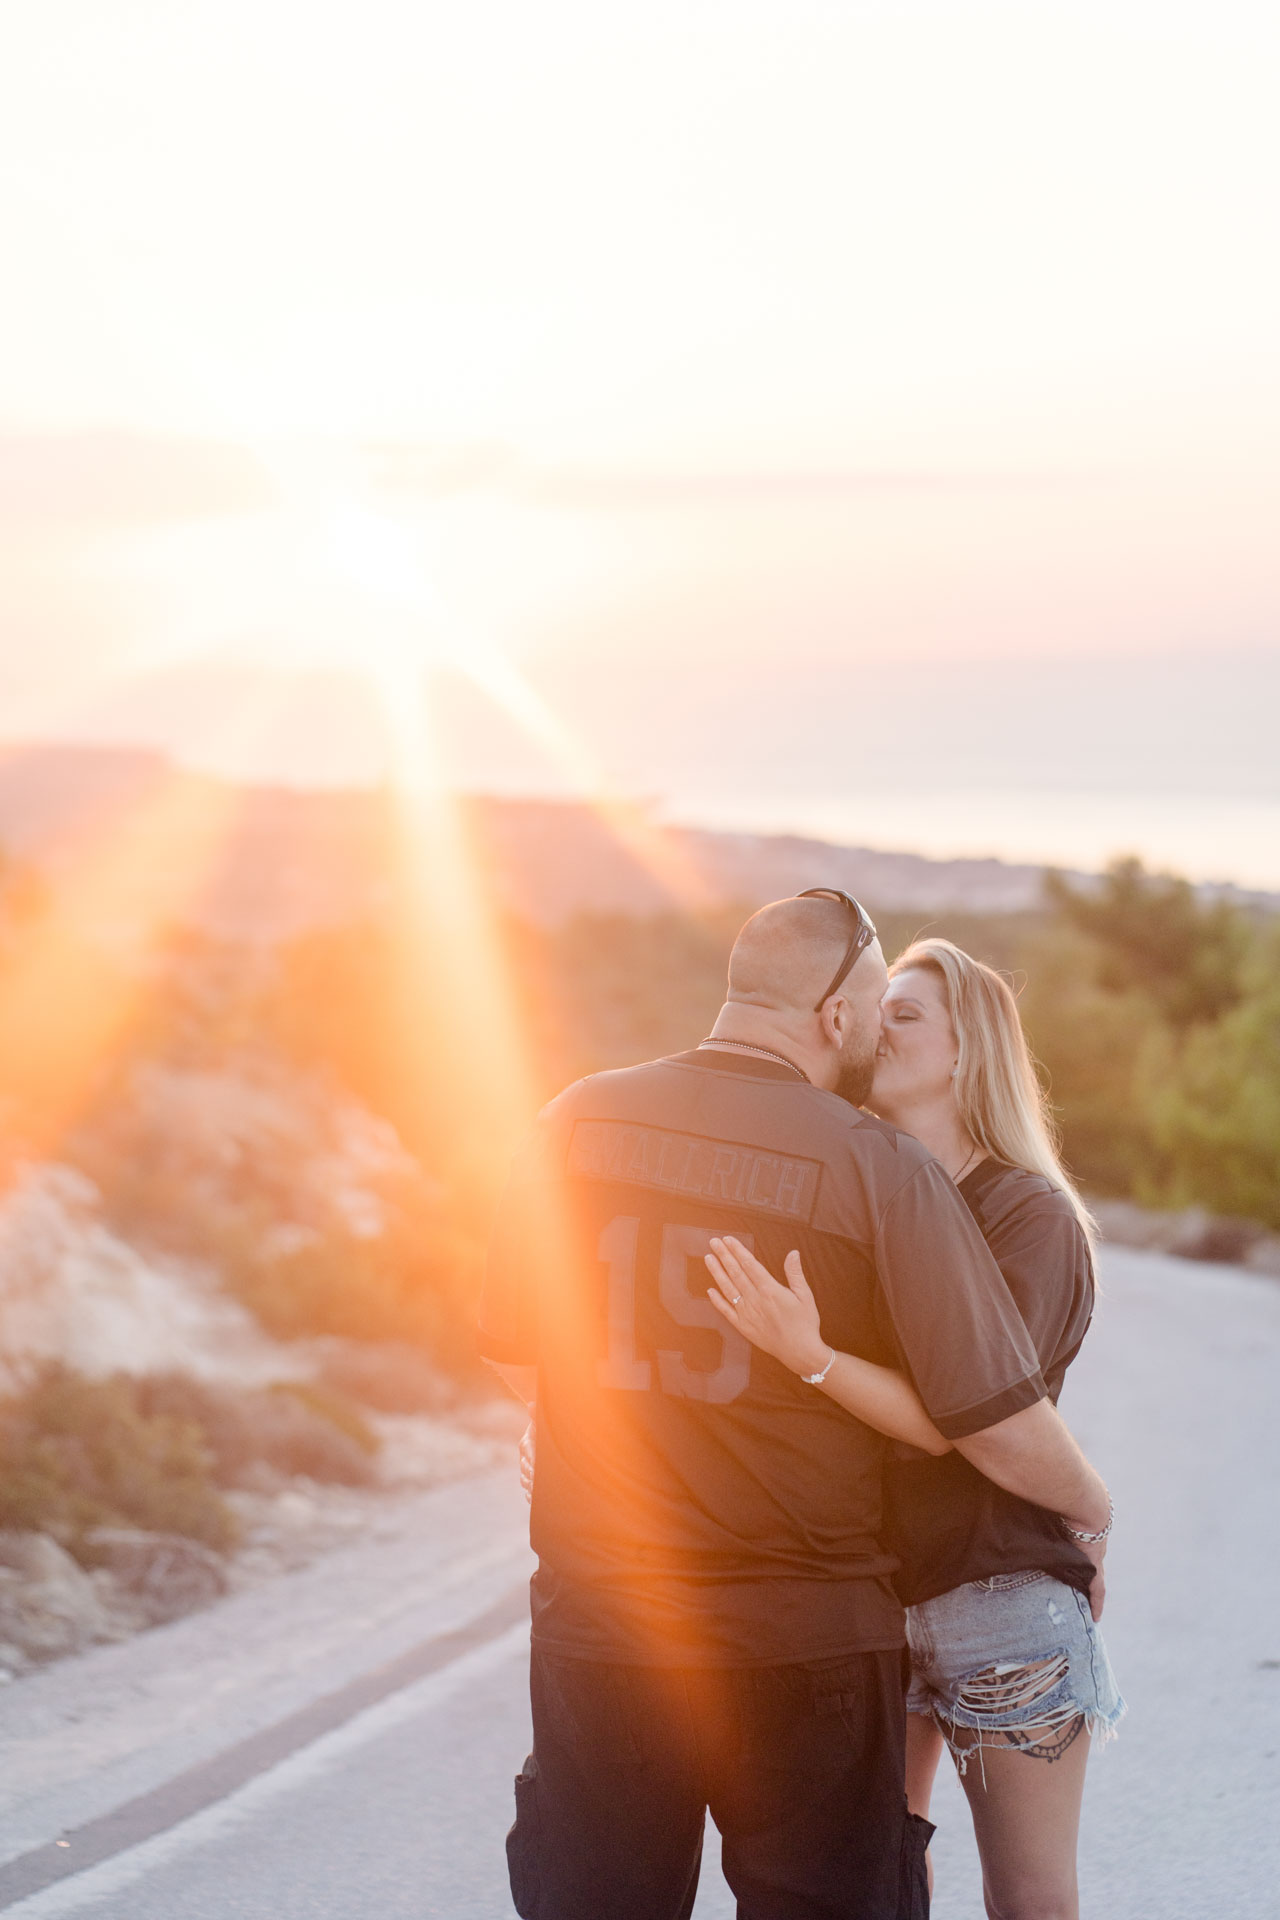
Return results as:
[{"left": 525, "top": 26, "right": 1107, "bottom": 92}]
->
[{"left": 889, "top": 937, "right": 1097, "bottom": 1247}]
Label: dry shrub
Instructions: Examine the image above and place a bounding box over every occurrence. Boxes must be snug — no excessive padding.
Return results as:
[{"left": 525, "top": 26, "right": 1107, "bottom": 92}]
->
[
  {"left": 267, "top": 1381, "right": 379, "bottom": 1456},
  {"left": 314, "top": 1340, "right": 457, "bottom": 1415},
  {"left": 0, "top": 1366, "right": 236, "bottom": 1557},
  {"left": 134, "top": 1372, "right": 378, "bottom": 1487}
]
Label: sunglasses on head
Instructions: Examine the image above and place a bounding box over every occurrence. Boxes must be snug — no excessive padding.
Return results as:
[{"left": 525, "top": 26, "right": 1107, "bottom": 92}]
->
[{"left": 795, "top": 888, "right": 878, "bottom": 1011}]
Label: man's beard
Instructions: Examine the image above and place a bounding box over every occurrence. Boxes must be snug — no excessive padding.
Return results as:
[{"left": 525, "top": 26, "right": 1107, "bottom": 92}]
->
[{"left": 834, "top": 1037, "right": 878, "bottom": 1108}]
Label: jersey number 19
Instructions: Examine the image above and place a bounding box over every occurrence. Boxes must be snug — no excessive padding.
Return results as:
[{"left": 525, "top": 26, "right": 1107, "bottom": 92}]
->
[{"left": 597, "top": 1214, "right": 753, "bottom": 1405}]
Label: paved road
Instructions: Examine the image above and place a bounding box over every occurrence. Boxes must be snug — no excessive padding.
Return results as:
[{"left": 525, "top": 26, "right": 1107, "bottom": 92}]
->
[{"left": 3, "top": 1248, "right": 1278, "bottom": 1918}]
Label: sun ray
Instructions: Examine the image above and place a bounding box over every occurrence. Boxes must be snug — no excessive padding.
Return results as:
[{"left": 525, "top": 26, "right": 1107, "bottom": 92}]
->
[
  {"left": 0, "top": 679, "right": 283, "bottom": 1164},
  {"left": 1, "top": 448, "right": 720, "bottom": 1190},
  {"left": 369, "top": 656, "right": 544, "bottom": 1194},
  {"left": 230, "top": 441, "right": 716, "bottom": 920},
  {"left": 444, "top": 639, "right": 713, "bottom": 914}
]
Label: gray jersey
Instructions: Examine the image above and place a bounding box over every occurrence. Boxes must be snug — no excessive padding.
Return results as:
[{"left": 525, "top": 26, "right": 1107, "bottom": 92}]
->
[{"left": 481, "top": 1049, "right": 1045, "bottom": 1666}]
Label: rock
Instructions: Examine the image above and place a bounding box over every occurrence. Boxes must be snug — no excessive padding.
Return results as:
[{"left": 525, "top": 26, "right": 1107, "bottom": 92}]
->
[
  {"left": 1091, "top": 1199, "right": 1267, "bottom": 1266},
  {"left": 0, "top": 1532, "right": 115, "bottom": 1661},
  {"left": 374, "top": 1413, "right": 503, "bottom": 1488},
  {"left": 314, "top": 1339, "right": 457, "bottom": 1415},
  {"left": 0, "top": 1160, "right": 297, "bottom": 1392},
  {"left": 1091, "top": 1199, "right": 1172, "bottom": 1250},
  {"left": 274, "top": 1487, "right": 316, "bottom": 1524},
  {"left": 82, "top": 1529, "right": 228, "bottom": 1626},
  {"left": 0, "top": 1639, "right": 29, "bottom": 1678},
  {"left": 0, "top": 1530, "right": 82, "bottom": 1582},
  {"left": 1245, "top": 1237, "right": 1280, "bottom": 1279},
  {"left": 1163, "top": 1211, "right": 1266, "bottom": 1264}
]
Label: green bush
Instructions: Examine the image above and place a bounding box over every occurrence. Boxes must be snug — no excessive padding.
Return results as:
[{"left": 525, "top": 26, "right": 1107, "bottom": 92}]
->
[
  {"left": 1145, "top": 927, "right": 1280, "bottom": 1229},
  {"left": 0, "top": 1367, "right": 236, "bottom": 1557},
  {"left": 1045, "top": 859, "right": 1248, "bottom": 1030},
  {"left": 1032, "top": 865, "right": 1280, "bottom": 1223},
  {"left": 1014, "top": 924, "right": 1170, "bottom": 1198}
]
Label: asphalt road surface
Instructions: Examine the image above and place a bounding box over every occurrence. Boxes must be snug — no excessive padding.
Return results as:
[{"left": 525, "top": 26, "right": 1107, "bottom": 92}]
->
[{"left": 2, "top": 1247, "right": 1277, "bottom": 1919}]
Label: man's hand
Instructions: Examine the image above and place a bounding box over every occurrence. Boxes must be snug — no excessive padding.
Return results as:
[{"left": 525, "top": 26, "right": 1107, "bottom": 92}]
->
[
  {"left": 955, "top": 1398, "right": 1111, "bottom": 1620},
  {"left": 485, "top": 1359, "right": 537, "bottom": 1411},
  {"left": 1058, "top": 1492, "right": 1112, "bottom": 1621},
  {"left": 1075, "top": 1534, "right": 1107, "bottom": 1621}
]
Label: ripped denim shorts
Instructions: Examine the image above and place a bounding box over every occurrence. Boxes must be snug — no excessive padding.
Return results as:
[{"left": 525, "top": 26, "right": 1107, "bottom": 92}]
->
[{"left": 905, "top": 1571, "right": 1125, "bottom": 1775}]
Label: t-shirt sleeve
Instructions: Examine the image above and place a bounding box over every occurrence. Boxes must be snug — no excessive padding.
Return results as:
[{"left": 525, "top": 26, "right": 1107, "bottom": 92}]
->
[
  {"left": 477, "top": 1106, "right": 569, "bottom": 1365},
  {"left": 982, "top": 1202, "right": 1095, "bottom": 1381},
  {"left": 873, "top": 1160, "right": 1048, "bottom": 1439}
]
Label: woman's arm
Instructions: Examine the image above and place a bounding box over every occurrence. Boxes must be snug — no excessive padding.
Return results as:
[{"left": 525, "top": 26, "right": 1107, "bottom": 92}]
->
[{"left": 705, "top": 1237, "right": 951, "bottom": 1456}]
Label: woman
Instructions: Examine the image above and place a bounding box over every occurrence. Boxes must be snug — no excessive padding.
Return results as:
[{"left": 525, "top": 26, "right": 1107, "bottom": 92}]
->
[{"left": 705, "top": 938, "right": 1124, "bottom": 1920}]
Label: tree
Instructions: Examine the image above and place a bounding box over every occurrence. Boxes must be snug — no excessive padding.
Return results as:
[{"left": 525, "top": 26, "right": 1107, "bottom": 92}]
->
[
  {"left": 1015, "top": 923, "right": 1168, "bottom": 1197},
  {"left": 1044, "top": 858, "right": 1248, "bottom": 1030},
  {"left": 1146, "top": 925, "right": 1280, "bottom": 1229}
]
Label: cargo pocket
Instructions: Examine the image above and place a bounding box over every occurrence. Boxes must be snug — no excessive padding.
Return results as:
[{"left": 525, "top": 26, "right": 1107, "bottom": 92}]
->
[
  {"left": 809, "top": 1655, "right": 871, "bottom": 1744},
  {"left": 898, "top": 1810, "right": 934, "bottom": 1919},
  {"left": 538, "top": 1656, "right": 645, "bottom": 1766},
  {"left": 507, "top": 1754, "right": 541, "bottom": 1918}
]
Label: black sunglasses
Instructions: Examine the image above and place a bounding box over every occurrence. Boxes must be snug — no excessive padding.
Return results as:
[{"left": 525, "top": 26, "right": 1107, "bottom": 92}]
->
[{"left": 796, "top": 888, "right": 878, "bottom": 1011}]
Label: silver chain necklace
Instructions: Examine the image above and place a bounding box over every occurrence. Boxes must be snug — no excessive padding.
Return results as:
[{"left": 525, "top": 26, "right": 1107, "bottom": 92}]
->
[
  {"left": 949, "top": 1143, "right": 981, "bottom": 1185},
  {"left": 698, "top": 1038, "right": 809, "bottom": 1082}
]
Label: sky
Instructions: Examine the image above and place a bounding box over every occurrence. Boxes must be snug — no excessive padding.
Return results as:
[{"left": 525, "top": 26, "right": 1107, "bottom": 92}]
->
[{"left": 2, "top": 0, "right": 1278, "bottom": 884}]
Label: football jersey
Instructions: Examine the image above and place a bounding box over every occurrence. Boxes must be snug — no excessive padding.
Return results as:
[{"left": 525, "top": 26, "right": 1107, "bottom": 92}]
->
[{"left": 480, "top": 1048, "right": 1046, "bottom": 1666}]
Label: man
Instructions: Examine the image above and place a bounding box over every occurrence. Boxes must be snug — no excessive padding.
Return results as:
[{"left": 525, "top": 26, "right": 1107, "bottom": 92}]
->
[{"left": 480, "top": 890, "right": 1110, "bottom": 1920}]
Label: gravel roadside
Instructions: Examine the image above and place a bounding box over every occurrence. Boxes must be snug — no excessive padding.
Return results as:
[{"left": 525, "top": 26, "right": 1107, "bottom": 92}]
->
[{"left": 0, "top": 1442, "right": 533, "bottom": 1870}]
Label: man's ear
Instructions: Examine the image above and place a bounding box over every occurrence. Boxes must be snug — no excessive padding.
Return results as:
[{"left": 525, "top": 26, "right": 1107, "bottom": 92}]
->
[{"left": 819, "top": 996, "right": 847, "bottom": 1048}]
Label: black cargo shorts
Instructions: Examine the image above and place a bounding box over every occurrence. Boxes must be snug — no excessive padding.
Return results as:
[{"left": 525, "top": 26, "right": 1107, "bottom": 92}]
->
[{"left": 507, "top": 1646, "right": 933, "bottom": 1920}]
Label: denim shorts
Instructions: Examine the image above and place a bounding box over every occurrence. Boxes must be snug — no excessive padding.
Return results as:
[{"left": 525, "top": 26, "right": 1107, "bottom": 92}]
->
[{"left": 905, "top": 1571, "right": 1125, "bottom": 1774}]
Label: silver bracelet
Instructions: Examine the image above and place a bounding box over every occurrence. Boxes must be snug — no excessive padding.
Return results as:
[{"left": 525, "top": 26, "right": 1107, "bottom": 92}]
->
[
  {"left": 1060, "top": 1496, "right": 1114, "bottom": 1544},
  {"left": 800, "top": 1347, "right": 837, "bottom": 1386}
]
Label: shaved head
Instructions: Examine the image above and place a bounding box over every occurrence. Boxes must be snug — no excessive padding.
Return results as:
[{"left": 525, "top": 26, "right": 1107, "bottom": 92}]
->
[
  {"left": 728, "top": 896, "right": 871, "bottom": 1012},
  {"left": 710, "top": 895, "right": 888, "bottom": 1105}
]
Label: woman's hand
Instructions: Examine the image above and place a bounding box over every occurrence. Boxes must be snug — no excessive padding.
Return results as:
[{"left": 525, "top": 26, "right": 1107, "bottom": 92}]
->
[
  {"left": 519, "top": 1420, "right": 535, "bottom": 1503},
  {"left": 709, "top": 1235, "right": 951, "bottom": 1453},
  {"left": 705, "top": 1237, "right": 832, "bottom": 1378}
]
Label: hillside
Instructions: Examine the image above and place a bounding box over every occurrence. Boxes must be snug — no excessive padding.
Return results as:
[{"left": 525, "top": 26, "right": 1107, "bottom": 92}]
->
[{"left": 4, "top": 743, "right": 1271, "bottom": 938}]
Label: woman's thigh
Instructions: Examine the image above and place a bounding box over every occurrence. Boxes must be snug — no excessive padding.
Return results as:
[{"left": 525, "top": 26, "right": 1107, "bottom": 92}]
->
[
  {"left": 906, "top": 1574, "right": 1124, "bottom": 1918},
  {"left": 953, "top": 1722, "right": 1089, "bottom": 1920}
]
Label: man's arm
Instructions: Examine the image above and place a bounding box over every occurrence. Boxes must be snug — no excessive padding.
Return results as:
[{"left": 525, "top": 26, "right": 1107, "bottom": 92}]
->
[
  {"left": 485, "top": 1362, "right": 538, "bottom": 1503},
  {"left": 956, "top": 1398, "right": 1111, "bottom": 1618},
  {"left": 486, "top": 1360, "right": 537, "bottom": 1410},
  {"left": 871, "top": 1158, "right": 1111, "bottom": 1615}
]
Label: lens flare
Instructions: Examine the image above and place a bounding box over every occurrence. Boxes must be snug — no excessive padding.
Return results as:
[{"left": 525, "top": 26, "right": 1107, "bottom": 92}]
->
[{"left": 0, "top": 686, "right": 278, "bottom": 1158}]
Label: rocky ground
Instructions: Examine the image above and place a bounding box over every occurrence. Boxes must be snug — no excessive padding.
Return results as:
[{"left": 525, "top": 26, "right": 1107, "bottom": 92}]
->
[
  {"left": 1091, "top": 1194, "right": 1280, "bottom": 1275},
  {"left": 0, "top": 1398, "right": 525, "bottom": 1684}
]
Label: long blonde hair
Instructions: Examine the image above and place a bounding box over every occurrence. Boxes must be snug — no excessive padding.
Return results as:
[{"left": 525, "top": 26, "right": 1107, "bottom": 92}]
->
[{"left": 890, "top": 938, "right": 1097, "bottom": 1248}]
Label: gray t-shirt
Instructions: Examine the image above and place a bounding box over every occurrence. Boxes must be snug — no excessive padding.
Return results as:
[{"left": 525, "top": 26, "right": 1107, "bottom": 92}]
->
[
  {"left": 480, "top": 1049, "right": 1046, "bottom": 1665},
  {"left": 882, "top": 1158, "right": 1097, "bottom": 1606}
]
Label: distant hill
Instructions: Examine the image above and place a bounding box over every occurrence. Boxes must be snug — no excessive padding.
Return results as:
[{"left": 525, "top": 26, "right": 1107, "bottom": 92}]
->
[{"left": 0, "top": 744, "right": 1273, "bottom": 942}]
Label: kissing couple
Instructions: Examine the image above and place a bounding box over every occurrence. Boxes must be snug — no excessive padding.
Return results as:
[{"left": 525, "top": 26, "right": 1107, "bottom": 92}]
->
[{"left": 482, "top": 888, "right": 1123, "bottom": 1919}]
